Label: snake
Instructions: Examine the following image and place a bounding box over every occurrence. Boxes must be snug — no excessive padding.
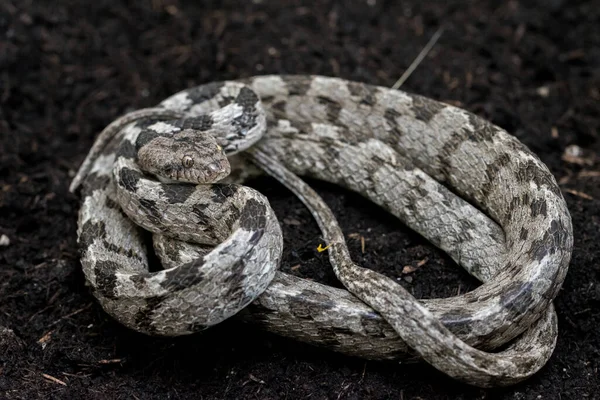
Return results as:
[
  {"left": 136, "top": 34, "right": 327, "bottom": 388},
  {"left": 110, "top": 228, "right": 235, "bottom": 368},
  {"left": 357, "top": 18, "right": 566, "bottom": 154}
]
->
[{"left": 70, "top": 75, "right": 573, "bottom": 388}]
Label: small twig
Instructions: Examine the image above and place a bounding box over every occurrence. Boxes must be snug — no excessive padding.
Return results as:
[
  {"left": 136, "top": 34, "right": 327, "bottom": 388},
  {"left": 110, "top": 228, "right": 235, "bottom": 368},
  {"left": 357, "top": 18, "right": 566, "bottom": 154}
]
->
[
  {"left": 62, "top": 372, "right": 92, "bottom": 378},
  {"left": 336, "top": 380, "right": 352, "bottom": 400},
  {"left": 564, "top": 189, "right": 594, "bottom": 200},
  {"left": 248, "top": 374, "right": 265, "bottom": 384},
  {"left": 358, "top": 362, "right": 367, "bottom": 384},
  {"left": 26, "top": 305, "right": 54, "bottom": 325},
  {"left": 578, "top": 170, "right": 600, "bottom": 179},
  {"left": 391, "top": 27, "right": 445, "bottom": 90},
  {"left": 98, "top": 359, "right": 124, "bottom": 365},
  {"left": 416, "top": 257, "right": 429, "bottom": 267},
  {"left": 42, "top": 373, "right": 67, "bottom": 386},
  {"left": 49, "top": 303, "right": 92, "bottom": 327}
]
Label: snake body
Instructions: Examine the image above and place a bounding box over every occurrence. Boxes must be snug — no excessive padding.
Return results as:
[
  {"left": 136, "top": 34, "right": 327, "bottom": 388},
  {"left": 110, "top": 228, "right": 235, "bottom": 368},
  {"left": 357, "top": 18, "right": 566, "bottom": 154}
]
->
[{"left": 71, "top": 75, "right": 573, "bottom": 387}]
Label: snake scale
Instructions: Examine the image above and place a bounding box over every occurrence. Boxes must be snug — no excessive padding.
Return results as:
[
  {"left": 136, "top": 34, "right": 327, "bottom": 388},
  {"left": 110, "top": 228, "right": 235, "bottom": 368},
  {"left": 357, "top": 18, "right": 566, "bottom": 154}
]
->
[{"left": 70, "top": 75, "right": 573, "bottom": 387}]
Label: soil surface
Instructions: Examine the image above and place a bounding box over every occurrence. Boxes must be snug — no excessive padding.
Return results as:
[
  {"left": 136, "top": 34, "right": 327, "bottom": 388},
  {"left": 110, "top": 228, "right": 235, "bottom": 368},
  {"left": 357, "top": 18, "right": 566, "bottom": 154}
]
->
[{"left": 1, "top": 1, "right": 599, "bottom": 399}]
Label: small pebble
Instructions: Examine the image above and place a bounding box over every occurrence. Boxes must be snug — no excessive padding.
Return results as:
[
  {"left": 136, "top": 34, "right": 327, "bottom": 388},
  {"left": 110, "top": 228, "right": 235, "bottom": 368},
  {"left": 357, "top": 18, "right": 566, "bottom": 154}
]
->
[
  {"left": 0, "top": 234, "right": 10, "bottom": 247},
  {"left": 536, "top": 86, "right": 550, "bottom": 98}
]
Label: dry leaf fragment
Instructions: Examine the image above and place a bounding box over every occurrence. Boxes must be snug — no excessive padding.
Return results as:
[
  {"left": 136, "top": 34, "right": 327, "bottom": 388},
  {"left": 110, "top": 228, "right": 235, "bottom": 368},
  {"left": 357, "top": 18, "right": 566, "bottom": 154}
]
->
[
  {"left": 38, "top": 331, "right": 53, "bottom": 345},
  {"left": 402, "top": 265, "right": 417, "bottom": 274}
]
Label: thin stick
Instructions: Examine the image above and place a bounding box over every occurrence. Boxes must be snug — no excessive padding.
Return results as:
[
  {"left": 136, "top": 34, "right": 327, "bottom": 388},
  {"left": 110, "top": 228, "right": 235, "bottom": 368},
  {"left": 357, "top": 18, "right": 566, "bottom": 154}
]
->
[
  {"left": 391, "top": 27, "right": 445, "bottom": 90},
  {"left": 42, "top": 373, "right": 67, "bottom": 386}
]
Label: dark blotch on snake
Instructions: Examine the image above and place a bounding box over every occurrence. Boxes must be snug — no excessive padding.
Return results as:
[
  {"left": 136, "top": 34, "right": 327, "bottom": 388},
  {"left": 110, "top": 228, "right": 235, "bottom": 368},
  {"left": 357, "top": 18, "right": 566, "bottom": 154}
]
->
[
  {"left": 136, "top": 130, "right": 166, "bottom": 149},
  {"left": 514, "top": 159, "right": 563, "bottom": 198},
  {"left": 138, "top": 198, "right": 163, "bottom": 226},
  {"left": 185, "top": 81, "right": 225, "bottom": 105},
  {"left": 80, "top": 218, "right": 141, "bottom": 263},
  {"left": 360, "top": 313, "right": 392, "bottom": 338},
  {"left": 439, "top": 311, "right": 474, "bottom": 336},
  {"left": 384, "top": 108, "right": 404, "bottom": 137},
  {"left": 520, "top": 227, "right": 529, "bottom": 241},
  {"left": 477, "top": 153, "right": 512, "bottom": 208},
  {"left": 235, "top": 86, "right": 259, "bottom": 113},
  {"left": 78, "top": 220, "right": 107, "bottom": 251},
  {"left": 529, "top": 218, "right": 571, "bottom": 262},
  {"left": 192, "top": 204, "right": 211, "bottom": 226},
  {"left": 248, "top": 229, "right": 263, "bottom": 245},
  {"left": 317, "top": 96, "right": 342, "bottom": 123},
  {"left": 104, "top": 197, "right": 120, "bottom": 210},
  {"left": 256, "top": 94, "right": 274, "bottom": 104},
  {"left": 506, "top": 193, "right": 532, "bottom": 225},
  {"left": 80, "top": 172, "right": 111, "bottom": 194},
  {"left": 287, "top": 119, "right": 313, "bottom": 136},
  {"left": 282, "top": 75, "right": 312, "bottom": 96},
  {"left": 230, "top": 91, "right": 259, "bottom": 135},
  {"left": 161, "top": 184, "right": 197, "bottom": 204},
  {"left": 288, "top": 289, "right": 336, "bottom": 319},
  {"left": 499, "top": 281, "right": 535, "bottom": 315},
  {"left": 271, "top": 100, "right": 287, "bottom": 117},
  {"left": 529, "top": 231, "right": 556, "bottom": 262},
  {"left": 347, "top": 81, "right": 378, "bottom": 106},
  {"left": 102, "top": 240, "right": 142, "bottom": 263},
  {"left": 217, "top": 95, "right": 235, "bottom": 108},
  {"left": 161, "top": 261, "right": 206, "bottom": 291},
  {"left": 239, "top": 198, "right": 267, "bottom": 231},
  {"left": 129, "top": 274, "right": 149, "bottom": 291},
  {"left": 134, "top": 296, "right": 166, "bottom": 334},
  {"left": 464, "top": 114, "right": 502, "bottom": 143},
  {"left": 211, "top": 185, "right": 238, "bottom": 204},
  {"left": 177, "top": 115, "right": 214, "bottom": 131},
  {"left": 530, "top": 197, "right": 548, "bottom": 218},
  {"left": 94, "top": 260, "right": 120, "bottom": 299},
  {"left": 155, "top": 239, "right": 190, "bottom": 264},
  {"left": 222, "top": 259, "right": 251, "bottom": 305},
  {"left": 118, "top": 167, "right": 143, "bottom": 192},
  {"left": 222, "top": 205, "right": 242, "bottom": 233},
  {"left": 117, "top": 139, "right": 138, "bottom": 159},
  {"left": 325, "top": 145, "right": 340, "bottom": 159},
  {"left": 411, "top": 95, "right": 446, "bottom": 122}
]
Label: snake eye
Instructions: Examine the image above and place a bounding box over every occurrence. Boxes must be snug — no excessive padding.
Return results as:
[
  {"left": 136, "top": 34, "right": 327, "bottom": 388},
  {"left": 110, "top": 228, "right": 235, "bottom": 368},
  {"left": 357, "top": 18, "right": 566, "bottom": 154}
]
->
[{"left": 182, "top": 155, "right": 194, "bottom": 169}]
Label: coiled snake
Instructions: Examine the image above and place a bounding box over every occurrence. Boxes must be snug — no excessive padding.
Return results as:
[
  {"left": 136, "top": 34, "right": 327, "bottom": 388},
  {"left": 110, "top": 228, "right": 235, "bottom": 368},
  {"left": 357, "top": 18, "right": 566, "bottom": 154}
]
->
[{"left": 70, "top": 75, "right": 573, "bottom": 387}]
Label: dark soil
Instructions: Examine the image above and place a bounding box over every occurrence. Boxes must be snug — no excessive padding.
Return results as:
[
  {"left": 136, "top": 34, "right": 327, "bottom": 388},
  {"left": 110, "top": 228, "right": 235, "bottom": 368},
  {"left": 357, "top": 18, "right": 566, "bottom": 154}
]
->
[{"left": 1, "top": 0, "right": 599, "bottom": 399}]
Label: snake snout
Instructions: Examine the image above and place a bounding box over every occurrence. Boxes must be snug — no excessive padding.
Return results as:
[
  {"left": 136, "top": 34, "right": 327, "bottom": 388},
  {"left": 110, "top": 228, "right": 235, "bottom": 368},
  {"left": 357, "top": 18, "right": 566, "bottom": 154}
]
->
[{"left": 202, "top": 158, "right": 231, "bottom": 183}]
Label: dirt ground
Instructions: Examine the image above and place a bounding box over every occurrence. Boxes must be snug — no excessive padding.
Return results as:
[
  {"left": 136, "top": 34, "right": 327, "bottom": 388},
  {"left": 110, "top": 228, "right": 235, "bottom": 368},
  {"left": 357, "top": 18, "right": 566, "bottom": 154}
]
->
[{"left": 1, "top": 1, "right": 599, "bottom": 399}]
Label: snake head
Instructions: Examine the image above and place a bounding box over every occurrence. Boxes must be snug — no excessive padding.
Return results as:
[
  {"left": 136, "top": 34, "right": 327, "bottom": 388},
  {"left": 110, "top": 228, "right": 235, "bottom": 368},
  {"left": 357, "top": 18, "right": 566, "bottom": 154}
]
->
[{"left": 137, "top": 129, "right": 231, "bottom": 184}]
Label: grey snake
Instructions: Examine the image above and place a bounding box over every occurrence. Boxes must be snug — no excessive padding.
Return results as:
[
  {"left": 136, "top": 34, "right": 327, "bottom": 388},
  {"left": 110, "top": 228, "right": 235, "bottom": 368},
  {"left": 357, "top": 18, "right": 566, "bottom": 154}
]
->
[{"left": 70, "top": 75, "right": 573, "bottom": 387}]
